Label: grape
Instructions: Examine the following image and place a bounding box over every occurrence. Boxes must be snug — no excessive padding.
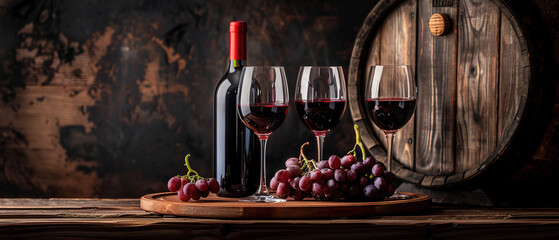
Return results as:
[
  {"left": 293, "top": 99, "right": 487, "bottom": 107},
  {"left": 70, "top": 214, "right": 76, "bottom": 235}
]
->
[
  {"left": 359, "top": 176, "right": 369, "bottom": 187},
  {"left": 317, "top": 160, "right": 330, "bottom": 169},
  {"left": 178, "top": 188, "right": 190, "bottom": 202},
  {"left": 180, "top": 178, "right": 189, "bottom": 188},
  {"left": 321, "top": 168, "right": 334, "bottom": 180},
  {"left": 310, "top": 169, "right": 322, "bottom": 181},
  {"left": 299, "top": 176, "right": 312, "bottom": 192},
  {"left": 287, "top": 165, "right": 302, "bottom": 177},
  {"left": 341, "top": 155, "right": 356, "bottom": 168},
  {"left": 373, "top": 177, "right": 387, "bottom": 191},
  {"left": 312, "top": 182, "right": 325, "bottom": 196},
  {"left": 386, "top": 184, "right": 395, "bottom": 196},
  {"left": 191, "top": 189, "right": 201, "bottom": 200},
  {"left": 201, "top": 190, "right": 209, "bottom": 198},
  {"left": 364, "top": 184, "right": 378, "bottom": 199},
  {"left": 371, "top": 162, "right": 385, "bottom": 177},
  {"left": 290, "top": 177, "right": 301, "bottom": 190},
  {"left": 351, "top": 162, "right": 366, "bottom": 175},
  {"left": 363, "top": 156, "right": 375, "bottom": 169},
  {"left": 270, "top": 177, "right": 280, "bottom": 191},
  {"left": 328, "top": 155, "right": 341, "bottom": 169},
  {"left": 383, "top": 170, "right": 395, "bottom": 183},
  {"left": 327, "top": 179, "right": 339, "bottom": 192},
  {"left": 285, "top": 157, "right": 300, "bottom": 167},
  {"left": 292, "top": 189, "right": 305, "bottom": 201},
  {"left": 183, "top": 183, "right": 198, "bottom": 197},
  {"left": 324, "top": 193, "right": 336, "bottom": 200},
  {"left": 348, "top": 185, "right": 361, "bottom": 197},
  {"left": 167, "top": 176, "right": 181, "bottom": 192},
  {"left": 195, "top": 179, "right": 209, "bottom": 192},
  {"left": 277, "top": 182, "right": 292, "bottom": 197},
  {"left": 322, "top": 183, "right": 332, "bottom": 195},
  {"left": 346, "top": 170, "right": 358, "bottom": 183},
  {"left": 208, "top": 178, "right": 219, "bottom": 193},
  {"left": 275, "top": 169, "right": 290, "bottom": 183},
  {"left": 334, "top": 169, "right": 346, "bottom": 182}
]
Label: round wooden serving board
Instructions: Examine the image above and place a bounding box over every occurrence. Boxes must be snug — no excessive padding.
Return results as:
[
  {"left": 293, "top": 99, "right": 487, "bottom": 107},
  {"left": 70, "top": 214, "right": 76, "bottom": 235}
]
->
[{"left": 140, "top": 192, "right": 431, "bottom": 219}]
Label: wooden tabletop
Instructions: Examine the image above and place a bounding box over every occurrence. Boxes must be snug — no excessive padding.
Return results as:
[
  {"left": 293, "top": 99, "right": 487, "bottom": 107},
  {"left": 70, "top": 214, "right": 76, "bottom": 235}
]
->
[{"left": 1, "top": 198, "right": 559, "bottom": 239}]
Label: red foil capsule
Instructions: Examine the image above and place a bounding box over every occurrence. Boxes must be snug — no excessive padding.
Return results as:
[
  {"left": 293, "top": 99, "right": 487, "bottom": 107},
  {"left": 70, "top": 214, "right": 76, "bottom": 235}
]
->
[{"left": 229, "top": 21, "right": 246, "bottom": 61}]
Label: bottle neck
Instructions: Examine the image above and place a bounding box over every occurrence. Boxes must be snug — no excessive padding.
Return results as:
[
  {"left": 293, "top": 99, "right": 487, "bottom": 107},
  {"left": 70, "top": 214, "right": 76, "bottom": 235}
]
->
[{"left": 229, "top": 59, "right": 246, "bottom": 72}]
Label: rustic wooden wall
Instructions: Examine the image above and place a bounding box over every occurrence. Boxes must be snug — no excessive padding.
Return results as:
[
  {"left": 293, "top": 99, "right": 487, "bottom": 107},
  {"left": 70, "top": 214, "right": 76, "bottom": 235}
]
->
[
  {"left": 0, "top": 0, "right": 375, "bottom": 197},
  {"left": 0, "top": 0, "right": 557, "bottom": 199}
]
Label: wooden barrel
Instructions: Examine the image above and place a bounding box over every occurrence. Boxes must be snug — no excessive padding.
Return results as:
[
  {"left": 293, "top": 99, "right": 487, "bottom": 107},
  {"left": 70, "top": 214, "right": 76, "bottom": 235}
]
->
[{"left": 348, "top": 0, "right": 556, "bottom": 189}]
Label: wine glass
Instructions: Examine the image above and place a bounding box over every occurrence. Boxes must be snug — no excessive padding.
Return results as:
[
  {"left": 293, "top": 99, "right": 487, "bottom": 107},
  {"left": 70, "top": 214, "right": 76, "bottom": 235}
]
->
[
  {"left": 295, "top": 66, "right": 346, "bottom": 162},
  {"left": 237, "top": 66, "right": 289, "bottom": 203},
  {"left": 365, "top": 65, "right": 416, "bottom": 199}
]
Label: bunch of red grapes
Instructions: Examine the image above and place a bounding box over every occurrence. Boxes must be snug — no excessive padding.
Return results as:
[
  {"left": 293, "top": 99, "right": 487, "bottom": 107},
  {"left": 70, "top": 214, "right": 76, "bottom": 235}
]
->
[
  {"left": 166, "top": 154, "right": 221, "bottom": 202},
  {"left": 167, "top": 176, "right": 220, "bottom": 202},
  {"left": 271, "top": 154, "right": 395, "bottom": 201}
]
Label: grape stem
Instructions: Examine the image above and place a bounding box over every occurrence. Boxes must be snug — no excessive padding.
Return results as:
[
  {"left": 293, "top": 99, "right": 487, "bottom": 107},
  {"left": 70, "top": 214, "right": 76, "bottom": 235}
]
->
[
  {"left": 299, "top": 142, "right": 317, "bottom": 172},
  {"left": 179, "top": 154, "right": 206, "bottom": 182},
  {"left": 347, "top": 124, "right": 367, "bottom": 161}
]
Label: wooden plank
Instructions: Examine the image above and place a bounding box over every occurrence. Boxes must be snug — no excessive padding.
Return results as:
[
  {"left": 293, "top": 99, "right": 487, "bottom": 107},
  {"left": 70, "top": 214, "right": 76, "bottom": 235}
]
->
[
  {"left": 364, "top": 32, "right": 381, "bottom": 84},
  {"left": 348, "top": 85, "right": 365, "bottom": 121},
  {"left": 2, "top": 218, "right": 559, "bottom": 240},
  {"left": 394, "top": 167, "right": 425, "bottom": 184},
  {"left": 4, "top": 198, "right": 559, "bottom": 237},
  {"left": 455, "top": 0, "right": 501, "bottom": 172},
  {"left": 4, "top": 198, "right": 559, "bottom": 221},
  {"left": 0, "top": 198, "right": 139, "bottom": 208},
  {"left": 366, "top": 32, "right": 390, "bottom": 150},
  {"left": 378, "top": 0, "right": 417, "bottom": 170},
  {"left": 421, "top": 175, "right": 435, "bottom": 186},
  {"left": 498, "top": 13, "right": 528, "bottom": 142},
  {"left": 431, "top": 175, "right": 447, "bottom": 186},
  {"left": 414, "top": 0, "right": 458, "bottom": 175}
]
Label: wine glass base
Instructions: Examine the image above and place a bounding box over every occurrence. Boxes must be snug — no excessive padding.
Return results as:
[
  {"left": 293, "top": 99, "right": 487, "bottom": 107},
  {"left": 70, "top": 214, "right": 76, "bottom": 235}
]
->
[
  {"left": 239, "top": 193, "right": 286, "bottom": 203},
  {"left": 387, "top": 192, "right": 412, "bottom": 200}
]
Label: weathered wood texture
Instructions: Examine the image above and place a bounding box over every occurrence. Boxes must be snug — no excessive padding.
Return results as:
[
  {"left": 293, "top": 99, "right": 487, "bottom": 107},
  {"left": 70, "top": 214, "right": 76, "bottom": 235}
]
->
[
  {"left": 415, "top": 0, "right": 457, "bottom": 175},
  {"left": 378, "top": 0, "right": 417, "bottom": 170},
  {"left": 2, "top": 198, "right": 559, "bottom": 239},
  {"left": 0, "top": 0, "right": 376, "bottom": 197},
  {"left": 348, "top": 0, "right": 558, "bottom": 194},
  {"left": 455, "top": 0, "right": 501, "bottom": 175}
]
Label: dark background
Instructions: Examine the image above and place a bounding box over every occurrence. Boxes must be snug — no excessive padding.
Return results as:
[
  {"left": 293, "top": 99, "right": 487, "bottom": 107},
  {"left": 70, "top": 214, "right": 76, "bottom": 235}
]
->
[
  {"left": 0, "top": 0, "right": 374, "bottom": 197},
  {"left": 0, "top": 0, "right": 557, "bottom": 198}
]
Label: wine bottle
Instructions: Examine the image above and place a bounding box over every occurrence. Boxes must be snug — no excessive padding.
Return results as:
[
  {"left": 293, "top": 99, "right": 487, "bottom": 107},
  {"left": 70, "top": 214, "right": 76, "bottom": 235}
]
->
[{"left": 213, "top": 21, "right": 260, "bottom": 197}]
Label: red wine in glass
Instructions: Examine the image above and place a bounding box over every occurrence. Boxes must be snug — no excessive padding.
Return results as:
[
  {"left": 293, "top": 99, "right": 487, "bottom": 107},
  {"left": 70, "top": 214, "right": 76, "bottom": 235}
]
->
[
  {"left": 295, "top": 66, "right": 346, "bottom": 162},
  {"left": 295, "top": 99, "right": 346, "bottom": 134},
  {"left": 238, "top": 104, "right": 289, "bottom": 136},
  {"left": 367, "top": 98, "right": 416, "bottom": 133},
  {"left": 365, "top": 65, "right": 417, "bottom": 200},
  {"left": 237, "top": 66, "right": 289, "bottom": 203}
]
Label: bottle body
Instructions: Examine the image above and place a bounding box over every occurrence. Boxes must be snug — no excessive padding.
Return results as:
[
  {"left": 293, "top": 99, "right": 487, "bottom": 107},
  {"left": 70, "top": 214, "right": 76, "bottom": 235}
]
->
[{"left": 213, "top": 22, "right": 260, "bottom": 197}]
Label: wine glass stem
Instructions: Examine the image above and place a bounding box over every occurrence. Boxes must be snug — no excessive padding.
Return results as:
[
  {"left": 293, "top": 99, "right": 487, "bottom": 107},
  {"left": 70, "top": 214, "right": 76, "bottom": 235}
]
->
[
  {"left": 256, "top": 138, "right": 269, "bottom": 195},
  {"left": 315, "top": 134, "right": 325, "bottom": 161},
  {"left": 386, "top": 133, "right": 394, "bottom": 172}
]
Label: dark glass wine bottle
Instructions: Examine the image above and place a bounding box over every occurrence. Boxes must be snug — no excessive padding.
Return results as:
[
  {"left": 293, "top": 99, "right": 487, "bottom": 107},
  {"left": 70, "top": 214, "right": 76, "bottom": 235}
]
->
[{"left": 213, "top": 21, "right": 260, "bottom": 197}]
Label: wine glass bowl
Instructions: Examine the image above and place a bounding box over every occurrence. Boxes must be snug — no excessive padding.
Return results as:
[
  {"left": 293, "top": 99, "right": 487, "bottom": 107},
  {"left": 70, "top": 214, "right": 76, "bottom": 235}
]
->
[
  {"left": 295, "top": 66, "right": 346, "bottom": 162},
  {"left": 237, "top": 66, "right": 289, "bottom": 202},
  {"left": 365, "top": 65, "right": 416, "bottom": 199}
]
